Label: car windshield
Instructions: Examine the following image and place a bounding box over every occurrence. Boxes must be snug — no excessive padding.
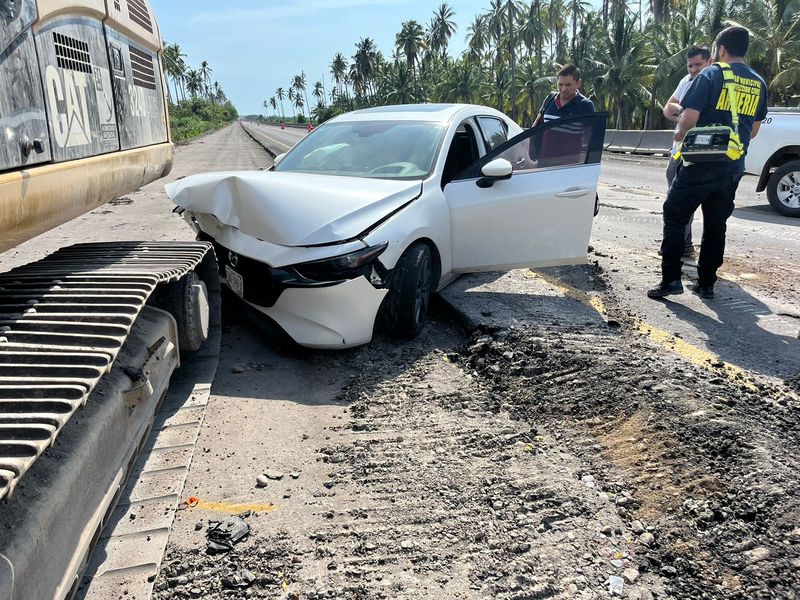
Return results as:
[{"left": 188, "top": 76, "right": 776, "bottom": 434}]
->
[{"left": 273, "top": 121, "right": 446, "bottom": 179}]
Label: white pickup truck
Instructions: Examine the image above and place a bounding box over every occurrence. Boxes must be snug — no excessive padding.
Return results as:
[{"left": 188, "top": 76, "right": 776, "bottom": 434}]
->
[{"left": 745, "top": 107, "right": 800, "bottom": 217}]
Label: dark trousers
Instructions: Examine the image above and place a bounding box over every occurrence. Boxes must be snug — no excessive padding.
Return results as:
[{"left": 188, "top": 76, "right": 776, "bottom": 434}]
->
[
  {"left": 660, "top": 163, "right": 742, "bottom": 286},
  {"left": 666, "top": 157, "right": 693, "bottom": 248}
]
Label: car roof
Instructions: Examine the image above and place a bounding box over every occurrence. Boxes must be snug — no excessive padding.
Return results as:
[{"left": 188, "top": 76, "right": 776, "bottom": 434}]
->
[{"left": 327, "top": 103, "right": 507, "bottom": 125}]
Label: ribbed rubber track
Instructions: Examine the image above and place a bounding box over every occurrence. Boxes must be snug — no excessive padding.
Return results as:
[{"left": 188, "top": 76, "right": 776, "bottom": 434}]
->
[{"left": 0, "top": 241, "right": 213, "bottom": 500}]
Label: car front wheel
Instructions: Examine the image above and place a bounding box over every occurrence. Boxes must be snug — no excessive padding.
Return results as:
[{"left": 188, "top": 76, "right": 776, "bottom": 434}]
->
[
  {"left": 767, "top": 159, "right": 800, "bottom": 217},
  {"left": 382, "top": 242, "right": 433, "bottom": 339}
]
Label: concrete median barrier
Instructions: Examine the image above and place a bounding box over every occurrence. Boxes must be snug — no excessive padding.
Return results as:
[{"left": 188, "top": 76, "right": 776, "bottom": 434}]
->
[
  {"left": 635, "top": 130, "right": 674, "bottom": 155},
  {"left": 604, "top": 129, "right": 617, "bottom": 150},
  {"left": 607, "top": 130, "right": 643, "bottom": 153}
]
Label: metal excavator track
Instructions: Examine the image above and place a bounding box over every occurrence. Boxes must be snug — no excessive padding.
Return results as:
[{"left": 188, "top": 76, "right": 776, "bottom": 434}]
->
[{"left": 0, "top": 241, "right": 215, "bottom": 500}]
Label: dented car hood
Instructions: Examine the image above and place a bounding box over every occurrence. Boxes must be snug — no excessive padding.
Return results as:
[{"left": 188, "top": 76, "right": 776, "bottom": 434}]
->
[{"left": 166, "top": 171, "right": 422, "bottom": 247}]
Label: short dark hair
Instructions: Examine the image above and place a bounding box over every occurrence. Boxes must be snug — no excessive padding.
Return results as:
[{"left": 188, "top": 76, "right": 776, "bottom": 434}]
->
[
  {"left": 715, "top": 26, "right": 750, "bottom": 57},
  {"left": 687, "top": 45, "right": 711, "bottom": 61},
  {"left": 558, "top": 65, "right": 581, "bottom": 81}
]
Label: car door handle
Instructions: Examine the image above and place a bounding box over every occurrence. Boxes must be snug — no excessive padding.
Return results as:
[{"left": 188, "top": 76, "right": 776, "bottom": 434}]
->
[{"left": 555, "top": 188, "right": 591, "bottom": 198}]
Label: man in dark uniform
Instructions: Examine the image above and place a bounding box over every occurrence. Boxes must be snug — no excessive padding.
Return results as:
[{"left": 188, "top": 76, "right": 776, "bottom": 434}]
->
[{"left": 647, "top": 26, "right": 768, "bottom": 300}]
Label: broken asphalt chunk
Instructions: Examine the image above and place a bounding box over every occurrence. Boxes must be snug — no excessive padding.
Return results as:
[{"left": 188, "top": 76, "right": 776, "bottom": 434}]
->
[{"left": 206, "top": 516, "right": 250, "bottom": 554}]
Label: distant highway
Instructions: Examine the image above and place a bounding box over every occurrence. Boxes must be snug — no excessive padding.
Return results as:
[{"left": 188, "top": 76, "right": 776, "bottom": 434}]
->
[{"left": 240, "top": 122, "right": 306, "bottom": 155}]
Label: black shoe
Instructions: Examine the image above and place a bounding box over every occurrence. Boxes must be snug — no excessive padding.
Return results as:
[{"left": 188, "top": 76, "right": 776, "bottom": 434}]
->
[
  {"left": 691, "top": 283, "right": 714, "bottom": 299},
  {"left": 647, "top": 280, "right": 684, "bottom": 298},
  {"left": 683, "top": 246, "right": 696, "bottom": 258}
]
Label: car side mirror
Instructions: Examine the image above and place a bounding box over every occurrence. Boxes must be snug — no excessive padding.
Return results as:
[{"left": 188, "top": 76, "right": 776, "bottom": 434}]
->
[
  {"left": 274, "top": 153, "right": 286, "bottom": 166},
  {"left": 476, "top": 158, "right": 513, "bottom": 188}
]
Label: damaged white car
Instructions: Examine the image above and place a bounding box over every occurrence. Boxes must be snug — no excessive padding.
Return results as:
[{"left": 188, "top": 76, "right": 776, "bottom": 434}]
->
[{"left": 167, "top": 104, "right": 607, "bottom": 349}]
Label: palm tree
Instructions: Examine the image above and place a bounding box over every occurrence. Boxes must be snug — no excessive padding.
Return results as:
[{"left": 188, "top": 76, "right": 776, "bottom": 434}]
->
[
  {"left": 428, "top": 3, "right": 457, "bottom": 58},
  {"left": 353, "top": 38, "right": 379, "bottom": 97},
  {"left": 592, "top": 8, "right": 650, "bottom": 128},
  {"left": 547, "top": 0, "right": 569, "bottom": 63},
  {"left": 435, "top": 58, "right": 485, "bottom": 103},
  {"left": 269, "top": 96, "right": 278, "bottom": 115},
  {"left": 730, "top": 0, "right": 800, "bottom": 98},
  {"left": 198, "top": 60, "right": 213, "bottom": 98},
  {"left": 568, "top": 0, "right": 592, "bottom": 62},
  {"left": 331, "top": 52, "right": 349, "bottom": 98},
  {"left": 185, "top": 69, "right": 203, "bottom": 98},
  {"left": 520, "top": 1, "right": 549, "bottom": 76},
  {"left": 493, "top": 0, "right": 524, "bottom": 119},
  {"left": 275, "top": 87, "right": 286, "bottom": 119},
  {"left": 395, "top": 20, "right": 428, "bottom": 72},
  {"left": 312, "top": 82, "right": 325, "bottom": 107},
  {"left": 650, "top": 0, "right": 671, "bottom": 23},
  {"left": 514, "top": 58, "right": 553, "bottom": 125},
  {"left": 292, "top": 73, "right": 309, "bottom": 117},
  {"left": 466, "top": 13, "right": 490, "bottom": 63},
  {"left": 267, "top": 0, "right": 800, "bottom": 119},
  {"left": 379, "top": 62, "right": 422, "bottom": 104},
  {"left": 293, "top": 92, "right": 304, "bottom": 118},
  {"left": 211, "top": 81, "right": 224, "bottom": 104},
  {"left": 301, "top": 72, "right": 311, "bottom": 115},
  {"left": 161, "top": 42, "right": 187, "bottom": 102}
]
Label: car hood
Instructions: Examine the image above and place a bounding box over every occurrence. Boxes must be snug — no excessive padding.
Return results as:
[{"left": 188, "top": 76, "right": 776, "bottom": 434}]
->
[{"left": 166, "top": 171, "right": 422, "bottom": 247}]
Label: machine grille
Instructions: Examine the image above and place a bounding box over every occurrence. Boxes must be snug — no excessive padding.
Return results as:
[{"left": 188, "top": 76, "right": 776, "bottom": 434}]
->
[
  {"left": 54, "top": 32, "right": 92, "bottom": 74},
  {"left": 129, "top": 45, "right": 156, "bottom": 90},
  {"left": 127, "top": 0, "right": 153, "bottom": 33}
]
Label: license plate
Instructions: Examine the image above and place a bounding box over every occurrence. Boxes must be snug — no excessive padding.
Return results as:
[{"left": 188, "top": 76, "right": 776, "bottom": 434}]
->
[{"left": 226, "top": 266, "right": 244, "bottom": 298}]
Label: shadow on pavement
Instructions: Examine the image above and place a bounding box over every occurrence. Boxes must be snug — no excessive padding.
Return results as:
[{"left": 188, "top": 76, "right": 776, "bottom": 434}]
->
[
  {"left": 209, "top": 288, "right": 468, "bottom": 408},
  {"left": 662, "top": 278, "right": 800, "bottom": 382},
  {"left": 733, "top": 204, "right": 800, "bottom": 226}
]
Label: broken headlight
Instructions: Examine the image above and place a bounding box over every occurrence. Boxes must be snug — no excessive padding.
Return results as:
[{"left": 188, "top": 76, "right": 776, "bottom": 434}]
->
[{"left": 292, "top": 242, "right": 389, "bottom": 282}]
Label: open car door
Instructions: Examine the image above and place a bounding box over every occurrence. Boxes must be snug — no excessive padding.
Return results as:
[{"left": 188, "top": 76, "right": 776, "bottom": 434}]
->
[{"left": 443, "top": 112, "right": 607, "bottom": 272}]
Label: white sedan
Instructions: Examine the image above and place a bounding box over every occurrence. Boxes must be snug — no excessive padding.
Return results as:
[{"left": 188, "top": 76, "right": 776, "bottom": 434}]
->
[{"left": 167, "top": 104, "right": 607, "bottom": 349}]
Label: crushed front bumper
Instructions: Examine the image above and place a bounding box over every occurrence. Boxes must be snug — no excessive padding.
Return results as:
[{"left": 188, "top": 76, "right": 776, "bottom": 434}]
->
[{"left": 245, "top": 276, "right": 388, "bottom": 348}]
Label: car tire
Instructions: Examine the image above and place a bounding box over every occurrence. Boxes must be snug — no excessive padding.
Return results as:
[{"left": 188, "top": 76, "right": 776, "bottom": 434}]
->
[
  {"left": 382, "top": 242, "right": 433, "bottom": 339},
  {"left": 766, "top": 159, "right": 800, "bottom": 217}
]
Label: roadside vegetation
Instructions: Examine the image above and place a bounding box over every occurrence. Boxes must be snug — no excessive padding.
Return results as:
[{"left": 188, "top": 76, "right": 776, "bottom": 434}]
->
[
  {"left": 160, "top": 44, "right": 239, "bottom": 141},
  {"left": 263, "top": 0, "right": 799, "bottom": 128}
]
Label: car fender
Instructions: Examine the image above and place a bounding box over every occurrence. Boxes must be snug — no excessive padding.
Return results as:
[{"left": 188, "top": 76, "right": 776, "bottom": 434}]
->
[
  {"left": 362, "top": 189, "right": 451, "bottom": 285},
  {"left": 754, "top": 146, "right": 800, "bottom": 192}
]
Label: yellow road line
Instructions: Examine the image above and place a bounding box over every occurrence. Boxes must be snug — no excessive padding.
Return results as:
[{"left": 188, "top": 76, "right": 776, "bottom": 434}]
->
[
  {"left": 184, "top": 496, "right": 277, "bottom": 513},
  {"left": 528, "top": 269, "right": 759, "bottom": 391}
]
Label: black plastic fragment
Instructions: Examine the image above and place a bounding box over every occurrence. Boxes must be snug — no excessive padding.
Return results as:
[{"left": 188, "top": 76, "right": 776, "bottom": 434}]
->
[{"left": 206, "top": 516, "right": 250, "bottom": 553}]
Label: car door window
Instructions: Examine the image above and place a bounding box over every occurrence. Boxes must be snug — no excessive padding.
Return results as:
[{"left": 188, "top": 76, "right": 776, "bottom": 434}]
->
[
  {"left": 464, "top": 113, "right": 607, "bottom": 177},
  {"left": 441, "top": 121, "right": 480, "bottom": 187},
  {"left": 476, "top": 116, "right": 508, "bottom": 152}
]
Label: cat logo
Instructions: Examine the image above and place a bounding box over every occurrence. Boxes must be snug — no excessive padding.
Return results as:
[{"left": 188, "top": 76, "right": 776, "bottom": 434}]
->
[{"left": 45, "top": 64, "right": 92, "bottom": 148}]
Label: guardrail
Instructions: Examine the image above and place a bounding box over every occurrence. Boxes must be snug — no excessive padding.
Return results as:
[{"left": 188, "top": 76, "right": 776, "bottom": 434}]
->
[{"left": 605, "top": 129, "right": 674, "bottom": 156}]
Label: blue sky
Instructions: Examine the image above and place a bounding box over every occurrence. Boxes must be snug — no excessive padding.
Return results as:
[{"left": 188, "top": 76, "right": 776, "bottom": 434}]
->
[{"left": 153, "top": 0, "right": 494, "bottom": 116}]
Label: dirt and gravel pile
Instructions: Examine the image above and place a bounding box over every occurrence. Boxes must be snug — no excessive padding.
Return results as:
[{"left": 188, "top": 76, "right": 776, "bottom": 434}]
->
[
  {"left": 151, "top": 266, "right": 798, "bottom": 599},
  {"left": 459, "top": 321, "right": 800, "bottom": 599},
  {"left": 153, "top": 530, "right": 298, "bottom": 599}
]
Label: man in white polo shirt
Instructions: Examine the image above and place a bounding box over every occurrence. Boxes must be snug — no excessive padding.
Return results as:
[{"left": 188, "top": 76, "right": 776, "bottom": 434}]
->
[{"left": 662, "top": 45, "right": 713, "bottom": 257}]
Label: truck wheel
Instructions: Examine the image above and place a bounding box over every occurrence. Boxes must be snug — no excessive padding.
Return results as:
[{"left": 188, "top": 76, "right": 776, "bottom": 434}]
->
[
  {"left": 382, "top": 243, "right": 433, "bottom": 339},
  {"left": 766, "top": 160, "right": 800, "bottom": 217}
]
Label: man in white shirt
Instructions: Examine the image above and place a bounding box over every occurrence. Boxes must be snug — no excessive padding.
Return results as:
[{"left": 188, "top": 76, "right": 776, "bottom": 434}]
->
[{"left": 662, "top": 45, "right": 713, "bottom": 257}]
